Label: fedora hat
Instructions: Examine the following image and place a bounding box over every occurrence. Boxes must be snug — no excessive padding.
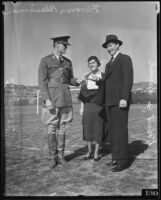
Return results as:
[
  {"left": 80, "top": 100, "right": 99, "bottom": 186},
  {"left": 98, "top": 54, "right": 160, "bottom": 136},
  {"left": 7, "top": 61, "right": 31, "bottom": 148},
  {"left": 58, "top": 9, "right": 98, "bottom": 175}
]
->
[{"left": 102, "top": 34, "right": 123, "bottom": 48}]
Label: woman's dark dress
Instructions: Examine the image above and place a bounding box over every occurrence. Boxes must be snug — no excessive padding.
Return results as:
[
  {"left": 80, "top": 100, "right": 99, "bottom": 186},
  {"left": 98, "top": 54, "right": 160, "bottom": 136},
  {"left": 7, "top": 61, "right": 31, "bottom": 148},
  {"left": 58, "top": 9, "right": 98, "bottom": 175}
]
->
[{"left": 78, "top": 75, "right": 107, "bottom": 145}]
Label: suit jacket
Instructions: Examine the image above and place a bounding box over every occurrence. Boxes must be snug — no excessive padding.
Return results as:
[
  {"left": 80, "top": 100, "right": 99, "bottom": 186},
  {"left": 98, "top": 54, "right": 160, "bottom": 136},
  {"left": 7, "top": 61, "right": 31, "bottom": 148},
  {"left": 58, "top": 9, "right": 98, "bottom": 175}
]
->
[
  {"left": 98, "top": 52, "right": 133, "bottom": 106},
  {"left": 38, "top": 53, "right": 78, "bottom": 107}
]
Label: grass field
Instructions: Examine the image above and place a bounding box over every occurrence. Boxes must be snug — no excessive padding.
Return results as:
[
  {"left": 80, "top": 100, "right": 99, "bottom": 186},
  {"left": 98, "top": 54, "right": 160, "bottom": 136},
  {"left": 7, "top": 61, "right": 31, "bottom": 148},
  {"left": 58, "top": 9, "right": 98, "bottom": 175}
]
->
[{"left": 4, "top": 103, "right": 158, "bottom": 196}]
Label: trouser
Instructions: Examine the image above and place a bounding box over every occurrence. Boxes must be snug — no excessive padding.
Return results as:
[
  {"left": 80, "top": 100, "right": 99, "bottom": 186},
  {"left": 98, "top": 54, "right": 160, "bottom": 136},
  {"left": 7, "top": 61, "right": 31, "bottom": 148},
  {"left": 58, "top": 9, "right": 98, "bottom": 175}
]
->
[
  {"left": 106, "top": 105, "right": 129, "bottom": 166},
  {"left": 47, "top": 122, "right": 66, "bottom": 159},
  {"left": 42, "top": 106, "right": 73, "bottom": 160}
]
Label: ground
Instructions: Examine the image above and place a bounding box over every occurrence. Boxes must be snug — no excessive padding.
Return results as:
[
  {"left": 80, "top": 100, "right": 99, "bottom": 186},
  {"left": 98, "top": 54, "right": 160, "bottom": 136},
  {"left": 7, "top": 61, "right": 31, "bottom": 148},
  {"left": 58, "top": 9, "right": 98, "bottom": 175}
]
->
[{"left": 4, "top": 104, "right": 158, "bottom": 196}]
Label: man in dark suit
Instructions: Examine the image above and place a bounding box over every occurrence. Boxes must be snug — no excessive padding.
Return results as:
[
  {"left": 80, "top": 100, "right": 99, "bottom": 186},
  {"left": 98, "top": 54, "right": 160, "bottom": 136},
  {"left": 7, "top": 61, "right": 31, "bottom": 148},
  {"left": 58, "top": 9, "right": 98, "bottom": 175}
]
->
[
  {"left": 101, "top": 34, "right": 133, "bottom": 172},
  {"left": 38, "top": 36, "right": 81, "bottom": 169}
]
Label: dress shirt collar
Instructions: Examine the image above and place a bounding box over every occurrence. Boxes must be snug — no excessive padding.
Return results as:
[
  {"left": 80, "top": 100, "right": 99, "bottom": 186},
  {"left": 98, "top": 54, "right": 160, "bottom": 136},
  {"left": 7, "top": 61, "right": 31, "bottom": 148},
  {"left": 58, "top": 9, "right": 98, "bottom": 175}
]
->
[
  {"left": 53, "top": 53, "right": 60, "bottom": 60},
  {"left": 113, "top": 50, "right": 120, "bottom": 60}
]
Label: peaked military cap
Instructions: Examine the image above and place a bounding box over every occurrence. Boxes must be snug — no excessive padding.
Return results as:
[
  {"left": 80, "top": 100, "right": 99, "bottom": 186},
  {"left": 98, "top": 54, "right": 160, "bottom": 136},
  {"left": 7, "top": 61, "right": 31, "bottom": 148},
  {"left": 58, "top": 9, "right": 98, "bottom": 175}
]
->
[{"left": 51, "top": 36, "right": 71, "bottom": 45}]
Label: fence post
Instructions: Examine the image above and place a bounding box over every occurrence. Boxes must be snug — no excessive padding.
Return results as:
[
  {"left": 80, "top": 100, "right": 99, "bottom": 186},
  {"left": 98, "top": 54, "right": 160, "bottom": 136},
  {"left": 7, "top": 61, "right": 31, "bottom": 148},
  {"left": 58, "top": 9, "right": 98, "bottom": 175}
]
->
[{"left": 37, "top": 90, "right": 40, "bottom": 115}]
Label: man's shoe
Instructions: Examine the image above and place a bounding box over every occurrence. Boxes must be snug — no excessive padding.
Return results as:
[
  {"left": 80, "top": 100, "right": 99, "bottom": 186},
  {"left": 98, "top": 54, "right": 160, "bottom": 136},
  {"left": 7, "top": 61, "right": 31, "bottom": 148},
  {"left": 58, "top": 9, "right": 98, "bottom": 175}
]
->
[
  {"left": 49, "top": 158, "right": 58, "bottom": 169},
  {"left": 105, "top": 160, "right": 117, "bottom": 167},
  {"left": 94, "top": 157, "right": 100, "bottom": 162},
  {"left": 58, "top": 155, "right": 67, "bottom": 165},
  {"left": 111, "top": 164, "right": 126, "bottom": 172}
]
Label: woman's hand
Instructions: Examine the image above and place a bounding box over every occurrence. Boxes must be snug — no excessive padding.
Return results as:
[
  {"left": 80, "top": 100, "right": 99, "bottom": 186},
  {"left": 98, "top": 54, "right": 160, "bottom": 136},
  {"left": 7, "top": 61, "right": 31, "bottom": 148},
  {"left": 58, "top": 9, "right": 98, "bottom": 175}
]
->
[{"left": 90, "top": 75, "right": 101, "bottom": 81}]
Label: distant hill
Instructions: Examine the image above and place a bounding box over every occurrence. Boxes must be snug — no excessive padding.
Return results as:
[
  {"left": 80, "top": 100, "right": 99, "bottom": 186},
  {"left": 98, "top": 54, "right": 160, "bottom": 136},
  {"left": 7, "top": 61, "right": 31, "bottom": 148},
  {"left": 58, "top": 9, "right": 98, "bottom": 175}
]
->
[{"left": 132, "top": 82, "right": 157, "bottom": 91}]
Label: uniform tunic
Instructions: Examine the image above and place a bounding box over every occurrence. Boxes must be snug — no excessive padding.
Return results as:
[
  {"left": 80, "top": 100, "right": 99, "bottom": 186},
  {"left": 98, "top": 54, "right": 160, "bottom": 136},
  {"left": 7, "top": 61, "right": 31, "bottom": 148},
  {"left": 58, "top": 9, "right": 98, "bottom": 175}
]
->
[{"left": 38, "top": 53, "right": 78, "bottom": 125}]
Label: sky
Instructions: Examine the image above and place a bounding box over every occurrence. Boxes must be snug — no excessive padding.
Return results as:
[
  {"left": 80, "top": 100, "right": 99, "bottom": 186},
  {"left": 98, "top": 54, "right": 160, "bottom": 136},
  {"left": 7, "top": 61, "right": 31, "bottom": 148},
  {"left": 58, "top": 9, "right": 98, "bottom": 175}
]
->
[{"left": 3, "top": 1, "right": 158, "bottom": 86}]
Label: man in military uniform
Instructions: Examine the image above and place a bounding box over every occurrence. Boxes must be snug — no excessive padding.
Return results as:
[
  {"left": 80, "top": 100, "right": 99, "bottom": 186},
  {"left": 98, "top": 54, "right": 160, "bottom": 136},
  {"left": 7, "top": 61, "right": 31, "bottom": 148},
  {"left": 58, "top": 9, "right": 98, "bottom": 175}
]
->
[{"left": 38, "top": 36, "right": 80, "bottom": 169}]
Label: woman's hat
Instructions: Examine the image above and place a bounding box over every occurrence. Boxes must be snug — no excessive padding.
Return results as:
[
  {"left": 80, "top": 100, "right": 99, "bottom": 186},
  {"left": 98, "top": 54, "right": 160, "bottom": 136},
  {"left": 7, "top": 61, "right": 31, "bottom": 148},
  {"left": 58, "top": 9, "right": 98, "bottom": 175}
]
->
[
  {"left": 87, "top": 56, "right": 101, "bottom": 66},
  {"left": 102, "top": 34, "right": 123, "bottom": 48}
]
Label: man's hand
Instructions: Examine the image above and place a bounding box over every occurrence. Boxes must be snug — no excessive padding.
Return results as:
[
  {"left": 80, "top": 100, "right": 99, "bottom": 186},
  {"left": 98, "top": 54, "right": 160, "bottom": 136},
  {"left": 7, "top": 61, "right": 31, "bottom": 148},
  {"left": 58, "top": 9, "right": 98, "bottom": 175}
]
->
[
  {"left": 119, "top": 99, "right": 127, "bottom": 108},
  {"left": 76, "top": 77, "right": 85, "bottom": 84},
  {"left": 90, "top": 75, "right": 101, "bottom": 81},
  {"left": 45, "top": 99, "right": 53, "bottom": 109}
]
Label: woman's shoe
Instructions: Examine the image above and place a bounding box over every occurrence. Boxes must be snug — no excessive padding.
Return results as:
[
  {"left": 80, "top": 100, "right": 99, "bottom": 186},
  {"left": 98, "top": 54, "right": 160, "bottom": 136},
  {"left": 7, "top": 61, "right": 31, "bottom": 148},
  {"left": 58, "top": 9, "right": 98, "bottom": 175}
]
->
[
  {"left": 94, "top": 157, "right": 100, "bottom": 162},
  {"left": 84, "top": 153, "right": 93, "bottom": 160},
  {"left": 94, "top": 151, "right": 100, "bottom": 162}
]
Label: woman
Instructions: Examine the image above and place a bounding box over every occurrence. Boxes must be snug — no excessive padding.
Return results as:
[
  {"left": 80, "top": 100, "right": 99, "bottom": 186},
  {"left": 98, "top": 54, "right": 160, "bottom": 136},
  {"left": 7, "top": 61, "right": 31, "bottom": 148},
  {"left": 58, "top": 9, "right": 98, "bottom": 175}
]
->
[{"left": 78, "top": 56, "right": 107, "bottom": 161}]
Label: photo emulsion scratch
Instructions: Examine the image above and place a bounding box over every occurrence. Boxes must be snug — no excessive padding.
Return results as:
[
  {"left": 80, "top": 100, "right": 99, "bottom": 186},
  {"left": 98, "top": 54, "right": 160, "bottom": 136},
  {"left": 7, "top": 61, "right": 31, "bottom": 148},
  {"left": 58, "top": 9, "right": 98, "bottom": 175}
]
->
[
  {"left": 143, "top": 61, "right": 157, "bottom": 146},
  {"left": 5, "top": 78, "right": 16, "bottom": 133},
  {"left": 3, "top": 3, "right": 100, "bottom": 15}
]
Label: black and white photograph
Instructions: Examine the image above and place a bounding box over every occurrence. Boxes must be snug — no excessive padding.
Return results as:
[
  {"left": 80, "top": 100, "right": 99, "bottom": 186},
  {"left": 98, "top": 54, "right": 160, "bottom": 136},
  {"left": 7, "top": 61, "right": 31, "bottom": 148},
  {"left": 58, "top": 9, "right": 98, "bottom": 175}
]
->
[{"left": 2, "top": 1, "right": 159, "bottom": 197}]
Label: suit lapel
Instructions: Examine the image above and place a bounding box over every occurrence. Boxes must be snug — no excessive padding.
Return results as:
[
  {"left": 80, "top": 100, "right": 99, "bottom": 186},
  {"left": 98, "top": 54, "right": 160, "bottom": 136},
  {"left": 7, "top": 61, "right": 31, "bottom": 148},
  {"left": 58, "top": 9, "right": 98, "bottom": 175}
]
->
[
  {"left": 104, "top": 62, "right": 111, "bottom": 77},
  {"left": 107, "top": 52, "right": 122, "bottom": 76}
]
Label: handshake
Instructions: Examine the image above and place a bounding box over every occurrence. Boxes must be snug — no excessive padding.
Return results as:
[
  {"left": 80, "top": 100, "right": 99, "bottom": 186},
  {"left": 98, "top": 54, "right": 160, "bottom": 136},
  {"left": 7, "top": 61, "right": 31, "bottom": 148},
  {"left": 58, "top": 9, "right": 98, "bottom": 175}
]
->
[{"left": 76, "top": 72, "right": 101, "bottom": 85}]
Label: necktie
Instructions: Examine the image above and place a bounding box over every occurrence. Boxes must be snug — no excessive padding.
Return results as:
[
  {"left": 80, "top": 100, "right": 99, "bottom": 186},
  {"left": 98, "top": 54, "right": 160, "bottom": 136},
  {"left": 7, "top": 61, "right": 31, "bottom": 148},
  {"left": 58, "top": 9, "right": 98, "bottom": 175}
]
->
[
  {"left": 106, "top": 56, "right": 114, "bottom": 76},
  {"left": 109, "top": 56, "right": 114, "bottom": 65},
  {"left": 59, "top": 56, "right": 63, "bottom": 64}
]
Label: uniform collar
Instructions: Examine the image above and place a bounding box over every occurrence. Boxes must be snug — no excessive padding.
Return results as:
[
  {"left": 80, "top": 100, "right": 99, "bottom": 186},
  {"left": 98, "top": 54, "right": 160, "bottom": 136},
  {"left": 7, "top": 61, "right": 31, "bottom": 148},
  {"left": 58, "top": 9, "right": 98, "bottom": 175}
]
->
[
  {"left": 52, "top": 53, "right": 64, "bottom": 63},
  {"left": 52, "top": 53, "right": 59, "bottom": 60}
]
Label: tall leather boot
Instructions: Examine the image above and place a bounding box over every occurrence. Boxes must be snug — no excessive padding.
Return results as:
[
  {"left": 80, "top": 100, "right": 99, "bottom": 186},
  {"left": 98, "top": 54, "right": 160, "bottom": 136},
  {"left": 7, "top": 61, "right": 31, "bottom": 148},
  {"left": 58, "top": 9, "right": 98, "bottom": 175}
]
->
[
  {"left": 48, "top": 133, "right": 58, "bottom": 169},
  {"left": 57, "top": 134, "right": 66, "bottom": 165}
]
